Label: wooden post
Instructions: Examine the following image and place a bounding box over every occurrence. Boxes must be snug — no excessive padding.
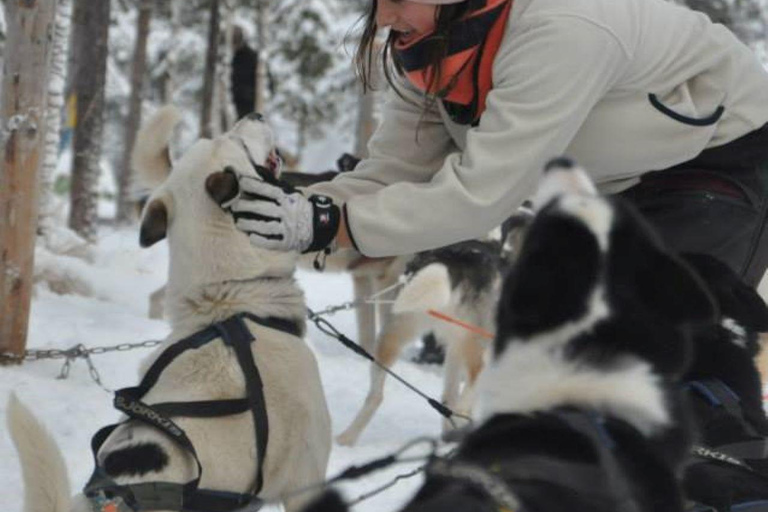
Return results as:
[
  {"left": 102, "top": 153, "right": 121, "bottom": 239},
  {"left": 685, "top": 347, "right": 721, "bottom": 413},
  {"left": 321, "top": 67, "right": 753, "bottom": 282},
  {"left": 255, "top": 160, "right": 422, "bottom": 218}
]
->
[{"left": 0, "top": 0, "right": 57, "bottom": 358}]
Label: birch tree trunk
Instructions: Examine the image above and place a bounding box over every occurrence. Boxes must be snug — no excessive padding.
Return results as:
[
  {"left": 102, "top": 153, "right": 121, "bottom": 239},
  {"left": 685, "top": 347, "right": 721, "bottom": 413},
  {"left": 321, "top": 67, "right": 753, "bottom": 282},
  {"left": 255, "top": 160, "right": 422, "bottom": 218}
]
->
[
  {"left": 0, "top": 0, "right": 56, "bottom": 357},
  {"left": 254, "top": 0, "right": 269, "bottom": 114},
  {"left": 68, "top": 0, "right": 110, "bottom": 242},
  {"left": 116, "top": 0, "right": 153, "bottom": 224},
  {"left": 200, "top": 0, "right": 221, "bottom": 139},
  {"left": 38, "top": 0, "right": 72, "bottom": 234}
]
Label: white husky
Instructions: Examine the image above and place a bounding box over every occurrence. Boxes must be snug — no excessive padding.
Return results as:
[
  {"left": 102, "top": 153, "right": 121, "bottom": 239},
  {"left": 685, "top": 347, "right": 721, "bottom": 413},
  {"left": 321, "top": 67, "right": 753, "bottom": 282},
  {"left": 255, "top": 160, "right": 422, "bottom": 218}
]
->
[{"left": 7, "top": 108, "right": 331, "bottom": 512}]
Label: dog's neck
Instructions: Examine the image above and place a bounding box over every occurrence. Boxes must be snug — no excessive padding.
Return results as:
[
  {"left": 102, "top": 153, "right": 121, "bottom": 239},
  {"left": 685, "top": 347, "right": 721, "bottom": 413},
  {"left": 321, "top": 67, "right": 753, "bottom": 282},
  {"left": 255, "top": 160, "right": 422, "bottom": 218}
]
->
[
  {"left": 477, "top": 338, "right": 671, "bottom": 437},
  {"left": 166, "top": 275, "right": 306, "bottom": 338}
]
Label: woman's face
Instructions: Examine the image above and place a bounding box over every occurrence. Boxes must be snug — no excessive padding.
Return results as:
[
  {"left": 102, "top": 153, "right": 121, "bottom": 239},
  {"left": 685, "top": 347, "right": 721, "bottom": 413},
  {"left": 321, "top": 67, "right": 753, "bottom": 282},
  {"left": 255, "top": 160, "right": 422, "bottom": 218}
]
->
[{"left": 376, "top": 0, "right": 438, "bottom": 44}]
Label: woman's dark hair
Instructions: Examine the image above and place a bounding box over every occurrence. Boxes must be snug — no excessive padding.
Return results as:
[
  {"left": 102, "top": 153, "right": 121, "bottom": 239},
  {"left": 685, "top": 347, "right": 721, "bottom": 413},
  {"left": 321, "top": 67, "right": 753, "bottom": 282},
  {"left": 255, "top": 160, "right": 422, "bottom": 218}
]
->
[{"left": 355, "top": 0, "right": 471, "bottom": 98}]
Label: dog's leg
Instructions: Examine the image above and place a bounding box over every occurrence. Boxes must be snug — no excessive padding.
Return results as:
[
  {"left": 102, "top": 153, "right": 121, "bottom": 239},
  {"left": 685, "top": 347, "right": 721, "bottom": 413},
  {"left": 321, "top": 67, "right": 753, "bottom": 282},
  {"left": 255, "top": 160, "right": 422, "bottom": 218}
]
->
[
  {"left": 455, "top": 335, "right": 486, "bottom": 422},
  {"left": 148, "top": 283, "right": 166, "bottom": 320},
  {"left": 441, "top": 338, "right": 465, "bottom": 437},
  {"left": 336, "top": 313, "right": 420, "bottom": 446},
  {"left": 353, "top": 275, "right": 377, "bottom": 353}
]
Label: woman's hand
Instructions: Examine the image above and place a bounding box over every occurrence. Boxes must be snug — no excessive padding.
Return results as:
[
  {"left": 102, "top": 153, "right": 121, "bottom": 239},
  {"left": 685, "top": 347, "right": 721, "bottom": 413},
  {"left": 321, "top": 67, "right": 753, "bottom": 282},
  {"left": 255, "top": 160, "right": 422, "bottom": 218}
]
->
[{"left": 222, "top": 174, "right": 340, "bottom": 253}]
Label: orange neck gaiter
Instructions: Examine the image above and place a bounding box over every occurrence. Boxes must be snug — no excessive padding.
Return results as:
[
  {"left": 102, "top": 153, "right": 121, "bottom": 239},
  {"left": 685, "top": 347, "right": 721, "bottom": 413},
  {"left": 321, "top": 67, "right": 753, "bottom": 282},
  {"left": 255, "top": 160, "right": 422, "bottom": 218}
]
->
[{"left": 394, "top": 0, "right": 514, "bottom": 126}]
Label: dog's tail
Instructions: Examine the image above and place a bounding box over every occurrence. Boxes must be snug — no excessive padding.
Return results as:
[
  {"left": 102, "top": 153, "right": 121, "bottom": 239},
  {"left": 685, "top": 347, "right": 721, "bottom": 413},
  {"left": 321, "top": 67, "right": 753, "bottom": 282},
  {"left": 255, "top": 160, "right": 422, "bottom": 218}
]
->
[
  {"left": 7, "top": 393, "right": 72, "bottom": 512},
  {"left": 132, "top": 105, "right": 181, "bottom": 190},
  {"left": 393, "top": 263, "right": 452, "bottom": 314}
]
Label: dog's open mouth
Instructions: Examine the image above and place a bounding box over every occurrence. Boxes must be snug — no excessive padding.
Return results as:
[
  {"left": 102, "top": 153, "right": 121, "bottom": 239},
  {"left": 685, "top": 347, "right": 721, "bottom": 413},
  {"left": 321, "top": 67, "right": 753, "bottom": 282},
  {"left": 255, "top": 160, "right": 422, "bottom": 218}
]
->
[{"left": 267, "top": 148, "right": 283, "bottom": 177}]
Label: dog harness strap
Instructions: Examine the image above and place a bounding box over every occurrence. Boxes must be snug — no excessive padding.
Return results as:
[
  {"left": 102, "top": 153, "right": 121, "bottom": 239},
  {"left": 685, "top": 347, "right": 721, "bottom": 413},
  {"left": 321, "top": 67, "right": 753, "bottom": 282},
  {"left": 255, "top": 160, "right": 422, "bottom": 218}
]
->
[
  {"left": 84, "top": 312, "right": 288, "bottom": 512},
  {"left": 215, "top": 315, "right": 270, "bottom": 496},
  {"left": 135, "top": 326, "right": 222, "bottom": 395},
  {"left": 687, "top": 379, "right": 761, "bottom": 437},
  {"left": 715, "top": 440, "right": 768, "bottom": 460},
  {"left": 241, "top": 311, "right": 304, "bottom": 338},
  {"left": 113, "top": 392, "right": 205, "bottom": 487},
  {"left": 554, "top": 410, "right": 642, "bottom": 512},
  {"left": 151, "top": 399, "right": 251, "bottom": 418}
]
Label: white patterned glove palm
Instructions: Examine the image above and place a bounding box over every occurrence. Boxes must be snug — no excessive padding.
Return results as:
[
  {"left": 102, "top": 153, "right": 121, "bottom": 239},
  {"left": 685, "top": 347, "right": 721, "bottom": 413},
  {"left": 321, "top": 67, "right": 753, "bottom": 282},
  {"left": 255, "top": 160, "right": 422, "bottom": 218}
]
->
[{"left": 223, "top": 174, "right": 340, "bottom": 253}]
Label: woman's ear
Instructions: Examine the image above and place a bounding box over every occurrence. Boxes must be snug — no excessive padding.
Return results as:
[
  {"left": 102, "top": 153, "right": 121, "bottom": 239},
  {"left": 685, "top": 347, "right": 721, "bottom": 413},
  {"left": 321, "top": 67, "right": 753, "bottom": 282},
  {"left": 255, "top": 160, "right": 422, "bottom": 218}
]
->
[{"left": 139, "top": 194, "right": 173, "bottom": 248}]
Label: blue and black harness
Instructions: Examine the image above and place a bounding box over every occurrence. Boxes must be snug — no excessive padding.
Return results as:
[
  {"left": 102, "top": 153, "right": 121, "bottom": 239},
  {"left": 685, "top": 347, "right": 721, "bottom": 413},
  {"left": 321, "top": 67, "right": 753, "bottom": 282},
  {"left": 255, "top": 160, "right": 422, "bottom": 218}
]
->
[{"left": 687, "top": 379, "right": 768, "bottom": 512}]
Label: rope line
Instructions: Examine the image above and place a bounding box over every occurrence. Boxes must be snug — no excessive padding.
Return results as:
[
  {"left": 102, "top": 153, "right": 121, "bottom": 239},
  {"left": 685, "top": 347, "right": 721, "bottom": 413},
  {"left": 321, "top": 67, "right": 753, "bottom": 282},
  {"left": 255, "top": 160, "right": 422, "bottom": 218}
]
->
[{"left": 307, "top": 308, "right": 473, "bottom": 428}]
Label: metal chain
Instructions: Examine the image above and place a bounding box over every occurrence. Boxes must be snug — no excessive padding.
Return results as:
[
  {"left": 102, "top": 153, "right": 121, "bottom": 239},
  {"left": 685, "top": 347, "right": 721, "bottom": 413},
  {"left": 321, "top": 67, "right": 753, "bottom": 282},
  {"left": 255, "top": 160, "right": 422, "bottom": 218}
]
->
[
  {"left": 1, "top": 339, "right": 163, "bottom": 391},
  {"left": 1, "top": 338, "right": 163, "bottom": 363},
  {"left": 310, "top": 276, "right": 407, "bottom": 317}
]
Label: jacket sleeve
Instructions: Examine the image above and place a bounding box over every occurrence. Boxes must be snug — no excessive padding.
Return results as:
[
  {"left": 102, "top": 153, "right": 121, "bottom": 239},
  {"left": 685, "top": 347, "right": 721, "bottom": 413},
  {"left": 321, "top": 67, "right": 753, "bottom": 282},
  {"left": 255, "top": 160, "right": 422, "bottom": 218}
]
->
[
  {"left": 324, "top": 16, "right": 629, "bottom": 257},
  {"left": 309, "top": 79, "right": 457, "bottom": 202}
]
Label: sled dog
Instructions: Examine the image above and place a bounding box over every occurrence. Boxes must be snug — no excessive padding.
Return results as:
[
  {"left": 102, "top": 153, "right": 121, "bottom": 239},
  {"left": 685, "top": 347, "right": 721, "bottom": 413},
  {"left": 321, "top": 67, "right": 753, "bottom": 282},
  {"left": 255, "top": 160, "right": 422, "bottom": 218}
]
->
[{"left": 8, "top": 108, "right": 331, "bottom": 512}]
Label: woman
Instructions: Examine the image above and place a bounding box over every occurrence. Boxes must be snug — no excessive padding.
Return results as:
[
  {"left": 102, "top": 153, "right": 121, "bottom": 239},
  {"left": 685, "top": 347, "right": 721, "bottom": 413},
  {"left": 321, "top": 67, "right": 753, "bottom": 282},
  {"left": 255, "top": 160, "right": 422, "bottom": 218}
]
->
[{"left": 226, "top": 0, "right": 768, "bottom": 286}]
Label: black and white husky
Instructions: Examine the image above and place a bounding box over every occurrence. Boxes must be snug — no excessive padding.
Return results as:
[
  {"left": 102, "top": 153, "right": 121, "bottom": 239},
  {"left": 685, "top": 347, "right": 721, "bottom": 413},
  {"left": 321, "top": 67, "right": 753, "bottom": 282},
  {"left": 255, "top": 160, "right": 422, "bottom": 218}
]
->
[
  {"left": 8, "top": 108, "right": 331, "bottom": 512},
  {"left": 306, "top": 159, "right": 718, "bottom": 512}
]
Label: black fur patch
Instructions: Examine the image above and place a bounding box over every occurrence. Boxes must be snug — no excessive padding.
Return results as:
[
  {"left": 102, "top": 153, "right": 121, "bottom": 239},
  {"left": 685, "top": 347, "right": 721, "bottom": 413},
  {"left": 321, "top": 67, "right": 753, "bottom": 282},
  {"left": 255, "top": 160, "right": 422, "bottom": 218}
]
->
[
  {"left": 406, "top": 239, "right": 504, "bottom": 306},
  {"left": 495, "top": 211, "right": 600, "bottom": 351},
  {"left": 102, "top": 442, "right": 169, "bottom": 478}
]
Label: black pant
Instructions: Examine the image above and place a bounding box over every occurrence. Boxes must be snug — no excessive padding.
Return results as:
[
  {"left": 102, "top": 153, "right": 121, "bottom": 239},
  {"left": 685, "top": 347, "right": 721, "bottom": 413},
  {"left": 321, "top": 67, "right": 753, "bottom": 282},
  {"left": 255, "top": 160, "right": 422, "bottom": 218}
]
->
[{"left": 620, "top": 123, "right": 768, "bottom": 287}]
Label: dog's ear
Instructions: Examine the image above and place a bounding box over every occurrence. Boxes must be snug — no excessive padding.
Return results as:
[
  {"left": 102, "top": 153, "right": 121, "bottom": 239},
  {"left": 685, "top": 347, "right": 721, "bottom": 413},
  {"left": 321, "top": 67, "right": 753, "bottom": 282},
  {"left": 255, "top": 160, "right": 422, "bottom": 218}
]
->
[
  {"left": 205, "top": 168, "right": 239, "bottom": 206},
  {"left": 636, "top": 248, "right": 718, "bottom": 326},
  {"left": 683, "top": 253, "right": 768, "bottom": 332},
  {"left": 140, "top": 197, "right": 170, "bottom": 248}
]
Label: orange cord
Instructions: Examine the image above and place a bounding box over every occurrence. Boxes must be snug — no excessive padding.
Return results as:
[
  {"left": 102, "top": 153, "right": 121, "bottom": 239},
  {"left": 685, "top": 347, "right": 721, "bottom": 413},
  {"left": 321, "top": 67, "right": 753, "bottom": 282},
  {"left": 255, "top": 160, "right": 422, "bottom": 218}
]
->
[{"left": 427, "top": 309, "right": 495, "bottom": 340}]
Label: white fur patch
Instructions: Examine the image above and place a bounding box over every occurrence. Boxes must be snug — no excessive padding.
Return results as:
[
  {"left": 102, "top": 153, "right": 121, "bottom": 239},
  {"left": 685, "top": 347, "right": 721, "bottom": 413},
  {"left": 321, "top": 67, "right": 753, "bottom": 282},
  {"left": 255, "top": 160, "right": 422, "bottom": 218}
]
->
[
  {"left": 393, "top": 263, "right": 452, "bottom": 314},
  {"left": 722, "top": 317, "right": 748, "bottom": 348},
  {"left": 478, "top": 287, "right": 670, "bottom": 435},
  {"left": 476, "top": 281, "right": 672, "bottom": 435},
  {"left": 532, "top": 164, "right": 597, "bottom": 211},
  {"left": 477, "top": 343, "right": 670, "bottom": 436}
]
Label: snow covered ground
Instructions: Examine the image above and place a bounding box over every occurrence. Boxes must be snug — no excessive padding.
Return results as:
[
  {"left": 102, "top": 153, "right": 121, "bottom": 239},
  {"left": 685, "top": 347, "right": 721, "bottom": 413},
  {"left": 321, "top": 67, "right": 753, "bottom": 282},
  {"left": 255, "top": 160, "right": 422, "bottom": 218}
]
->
[
  {"left": 2, "top": 220, "right": 768, "bottom": 512},
  {"left": 0, "top": 227, "right": 447, "bottom": 512}
]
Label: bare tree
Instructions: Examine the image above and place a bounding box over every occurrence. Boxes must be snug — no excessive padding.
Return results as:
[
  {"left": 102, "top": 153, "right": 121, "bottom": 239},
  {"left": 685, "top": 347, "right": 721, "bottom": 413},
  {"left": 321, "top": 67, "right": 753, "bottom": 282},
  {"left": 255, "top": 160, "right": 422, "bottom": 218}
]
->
[
  {"left": 116, "top": 0, "right": 153, "bottom": 224},
  {"left": 254, "top": 0, "right": 269, "bottom": 114},
  {"left": 0, "top": 0, "right": 56, "bottom": 357},
  {"left": 200, "top": 0, "right": 221, "bottom": 138},
  {"left": 68, "top": 0, "right": 110, "bottom": 241},
  {"left": 215, "top": 0, "right": 236, "bottom": 133},
  {"left": 38, "top": 0, "right": 72, "bottom": 234}
]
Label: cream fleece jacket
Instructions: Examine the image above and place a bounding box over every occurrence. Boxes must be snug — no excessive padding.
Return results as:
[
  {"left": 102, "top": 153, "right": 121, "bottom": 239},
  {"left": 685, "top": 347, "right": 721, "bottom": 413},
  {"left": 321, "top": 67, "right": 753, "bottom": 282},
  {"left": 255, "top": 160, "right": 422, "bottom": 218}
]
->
[{"left": 311, "top": 0, "right": 768, "bottom": 257}]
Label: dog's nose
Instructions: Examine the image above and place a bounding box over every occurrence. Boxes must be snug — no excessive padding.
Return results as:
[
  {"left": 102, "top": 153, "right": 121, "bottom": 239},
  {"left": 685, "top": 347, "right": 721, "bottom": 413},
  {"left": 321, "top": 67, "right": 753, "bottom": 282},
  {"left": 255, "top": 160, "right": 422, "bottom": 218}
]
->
[{"left": 247, "top": 112, "right": 264, "bottom": 122}]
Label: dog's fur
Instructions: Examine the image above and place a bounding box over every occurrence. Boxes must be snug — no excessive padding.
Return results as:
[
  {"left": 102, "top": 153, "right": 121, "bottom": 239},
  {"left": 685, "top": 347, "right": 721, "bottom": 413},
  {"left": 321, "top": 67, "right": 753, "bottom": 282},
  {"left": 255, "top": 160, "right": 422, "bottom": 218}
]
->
[
  {"left": 306, "top": 160, "right": 718, "bottom": 512},
  {"left": 8, "top": 108, "right": 331, "bottom": 512},
  {"left": 408, "top": 161, "right": 719, "bottom": 511},
  {"left": 681, "top": 253, "right": 768, "bottom": 510},
  {"left": 335, "top": 237, "right": 511, "bottom": 446}
]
